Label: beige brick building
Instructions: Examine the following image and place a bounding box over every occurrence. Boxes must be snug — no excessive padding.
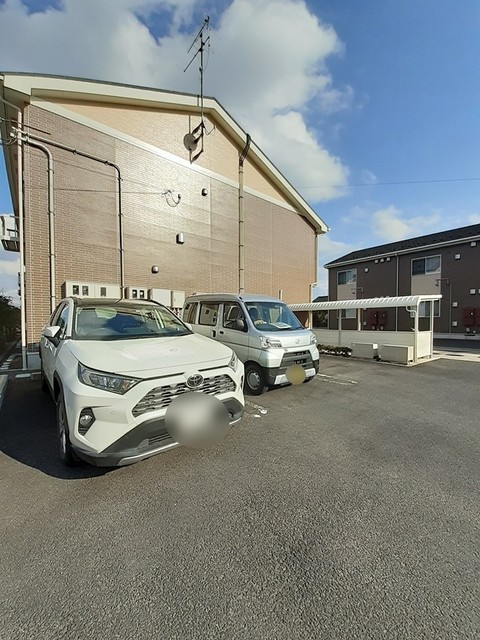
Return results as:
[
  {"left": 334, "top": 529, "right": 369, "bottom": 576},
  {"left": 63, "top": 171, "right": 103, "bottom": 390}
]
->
[{"left": 0, "top": 73, "right": 327, "bottom": 365}]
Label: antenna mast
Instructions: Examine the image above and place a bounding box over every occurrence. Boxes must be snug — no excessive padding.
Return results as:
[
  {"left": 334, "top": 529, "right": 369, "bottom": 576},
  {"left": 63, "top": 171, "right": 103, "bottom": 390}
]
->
[{"left": 183, "top": 16, "right": 210, "bottom": 163}]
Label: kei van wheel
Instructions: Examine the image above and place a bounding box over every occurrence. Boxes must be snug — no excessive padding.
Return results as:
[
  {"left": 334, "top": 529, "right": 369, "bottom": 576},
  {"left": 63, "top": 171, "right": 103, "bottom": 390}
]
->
[
  {"left": 244, "top": 363, "right": 268, "bottom": 396},
  {"left": 56, "top": 391, "right": 78, "bottom": 466}
]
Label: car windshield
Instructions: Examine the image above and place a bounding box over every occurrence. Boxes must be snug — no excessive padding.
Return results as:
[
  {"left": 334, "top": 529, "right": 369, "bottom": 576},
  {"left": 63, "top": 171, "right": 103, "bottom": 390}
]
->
[
  {"left": 74, "top": 303, "right": 191, "bottom": 340},
  {"left": 245, "top": 301, "right": 304, "bottom": 332}
]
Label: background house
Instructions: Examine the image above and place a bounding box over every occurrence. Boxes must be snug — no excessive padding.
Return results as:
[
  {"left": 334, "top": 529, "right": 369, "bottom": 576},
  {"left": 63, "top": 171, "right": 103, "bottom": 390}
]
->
[
  {"left": 324, "top": 223, "right": 480, "bottom": 336},
  {"left": 0, "top": 73, "right": 327, "bottom": 361}
]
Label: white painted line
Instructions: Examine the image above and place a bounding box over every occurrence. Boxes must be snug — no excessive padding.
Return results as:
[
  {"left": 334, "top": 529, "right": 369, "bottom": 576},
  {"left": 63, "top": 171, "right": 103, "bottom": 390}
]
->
[
  {"left": 15, "top": 373, "right": 31, "bottom": 379},
  {"left": 246, "top": 400, "right": 268, "bottom": 414},
  {"left": 317, "top": 373, "right": 358, "bottom": 385}
]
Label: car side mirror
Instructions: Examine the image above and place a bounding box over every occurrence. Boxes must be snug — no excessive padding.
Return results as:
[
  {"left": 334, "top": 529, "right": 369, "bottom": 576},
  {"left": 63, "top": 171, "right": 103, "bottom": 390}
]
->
[
  {"left": 233, "top": 318, "right": 246, "bottom": 331},
  {"left": 184, "top": 322, "right": 193, "bottom": 331},
  {"left": 43, "top": 326, "right": 61, "bottom": 344}
]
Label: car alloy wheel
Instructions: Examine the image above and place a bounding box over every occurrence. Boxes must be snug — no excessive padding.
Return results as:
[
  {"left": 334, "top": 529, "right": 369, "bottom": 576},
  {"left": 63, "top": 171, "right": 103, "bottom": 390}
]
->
[{"left": 56, "top": 392, "right": 78, "bottom": 466}]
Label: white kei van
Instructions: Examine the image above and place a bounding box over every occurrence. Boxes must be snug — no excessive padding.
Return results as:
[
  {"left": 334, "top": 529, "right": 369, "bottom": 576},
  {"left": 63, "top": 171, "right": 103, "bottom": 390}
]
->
[{"left": 182, "top": 294, "right": 319, "bottom": 395}]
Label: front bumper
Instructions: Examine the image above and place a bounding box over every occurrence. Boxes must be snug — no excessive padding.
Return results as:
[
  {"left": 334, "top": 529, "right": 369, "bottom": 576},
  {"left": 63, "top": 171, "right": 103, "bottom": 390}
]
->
[
  {"left": 74, "top": 397, "right": 245, "bottom": 467},
  {"left": 61, "top": 362, "right": 245, "bottom": 466},
  {"left": 265, "top": 358, "right": 319, "bottom": 387}
]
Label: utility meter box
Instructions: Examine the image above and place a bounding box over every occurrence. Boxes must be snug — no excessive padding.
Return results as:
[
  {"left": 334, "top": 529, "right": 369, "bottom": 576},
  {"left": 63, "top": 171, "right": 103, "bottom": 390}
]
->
[{"left": 125, "top": 286, "right": 149, "bottom": 300}]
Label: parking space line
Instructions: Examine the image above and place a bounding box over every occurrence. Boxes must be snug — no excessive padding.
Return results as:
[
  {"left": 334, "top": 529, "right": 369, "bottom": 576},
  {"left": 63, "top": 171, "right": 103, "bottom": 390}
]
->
[{"left": 317, "top": 373, "right": 358, "bottom": 386}]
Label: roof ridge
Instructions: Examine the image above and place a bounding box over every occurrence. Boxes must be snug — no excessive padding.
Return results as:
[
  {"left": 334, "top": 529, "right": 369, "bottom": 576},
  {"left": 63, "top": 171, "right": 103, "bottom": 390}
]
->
[{"left": 326, "top": 222, "right": 480, "bottom": 267}]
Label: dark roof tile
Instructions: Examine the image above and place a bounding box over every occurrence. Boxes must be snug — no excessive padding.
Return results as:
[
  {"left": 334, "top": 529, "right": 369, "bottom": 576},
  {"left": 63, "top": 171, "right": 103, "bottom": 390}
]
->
[{"left": 325, "top": 223, "right": 480, "bottom": 267}]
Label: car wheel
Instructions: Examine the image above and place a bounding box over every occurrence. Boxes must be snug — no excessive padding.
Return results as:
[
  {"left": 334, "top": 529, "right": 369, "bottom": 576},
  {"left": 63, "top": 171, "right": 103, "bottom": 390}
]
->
[
  {"left": 56, "top": 391, "right": 78, "bottom": 466},
  {"left": 244, "top": 363, "right": 268, "bottom": 396}
]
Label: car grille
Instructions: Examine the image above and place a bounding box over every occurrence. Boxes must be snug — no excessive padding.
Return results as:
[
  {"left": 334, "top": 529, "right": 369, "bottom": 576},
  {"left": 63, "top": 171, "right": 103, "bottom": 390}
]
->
[
  {"left": 138, "top": 432, "right": 174, "bottom": 451},
  {"left": 132, "top": 374, "right": 236, "bottom": 417},
  {"left": 281, "top": 350, "right": 312, "bottom": 369}
]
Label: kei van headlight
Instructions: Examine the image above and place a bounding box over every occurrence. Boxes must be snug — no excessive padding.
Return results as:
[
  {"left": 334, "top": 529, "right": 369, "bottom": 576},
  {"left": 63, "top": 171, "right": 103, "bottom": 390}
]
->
[
  {"left": 310, "top": 333, "right": 317, "bottom": 345},
  {"left": 78, "top": 363, "right": 140, "bottom": 395},
  {"left": 260, "top": 336, "right": 282, "bottom": 348},
  {"left": 228, "top": 351, "right": 238, "bottom": 372}
]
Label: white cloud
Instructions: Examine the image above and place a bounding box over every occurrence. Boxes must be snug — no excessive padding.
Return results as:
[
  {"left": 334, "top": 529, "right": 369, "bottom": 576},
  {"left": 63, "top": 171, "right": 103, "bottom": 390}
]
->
[
  {"left": 252, "top": 111, "right": 349, "bottom": 201},
  {"left": 314, "top": 234, "right": 357, "bottom": 296},
  {"left": 360, "top": 169, "right": 378, "bottom": 185},
  {"left": 0, "top": 251, "right": 19, "bottom": 304},
  {"left": 0, "top": 257, "right": 19, "bottom": 277},
  {"left": 372, "top": 206, "right": 441, "bottom": 243},
  {"left": 0, "top": 0, "right": 350, "bottom": 201}
]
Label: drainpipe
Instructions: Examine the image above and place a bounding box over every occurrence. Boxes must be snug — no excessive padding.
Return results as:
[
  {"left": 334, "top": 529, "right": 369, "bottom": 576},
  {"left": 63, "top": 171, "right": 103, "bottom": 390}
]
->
[
  {"left": 309, "top": 233, "right": 322, "bottom": 302},
  {"left": 238, "top": 133, "right": 251, "bottom": 294},
  {"left": 23, "top": 134, "right": 125, "bottom": 289},
  {"left": 395, "top": 253, "right": 399, "bottom": 331},
  {"left": 0, "top": 95, "right": 27, "bottom": 369},
  {"left": 26, "top": 139, "right": 55, "bottom": 313}
]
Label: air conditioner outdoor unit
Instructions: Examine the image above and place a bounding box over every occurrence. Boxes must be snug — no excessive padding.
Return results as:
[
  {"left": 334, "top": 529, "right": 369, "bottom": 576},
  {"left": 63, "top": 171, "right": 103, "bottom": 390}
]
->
[
  {"left": 171, "top": 290, "right": 186, "bottom": 308},
  {"left": 148, "top": 289, "right": 171, "bottom": 306}
]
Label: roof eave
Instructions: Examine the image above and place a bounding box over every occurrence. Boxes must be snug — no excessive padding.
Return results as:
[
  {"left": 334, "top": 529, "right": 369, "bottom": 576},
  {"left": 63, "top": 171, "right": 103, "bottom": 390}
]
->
[
  {"left": 1, "top": 72, "right": 328, "bottom": 234},
  {"left": 325, "top": 234, "right": 480, "bottom": 268}
]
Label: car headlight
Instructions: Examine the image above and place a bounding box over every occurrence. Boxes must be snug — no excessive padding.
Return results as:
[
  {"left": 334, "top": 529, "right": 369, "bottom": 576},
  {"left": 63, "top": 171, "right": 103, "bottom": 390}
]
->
[
  {"left": 310, "top": 333, "right": 317, "bottom": 345},
  {"left": 260, "top": 336, "right": 282, "bottom": 348},
  {"left": 78, "top": 363, "right": 140, "bottom": 395},
  {"left": 228, "top": 351, "right": 238, "bottom": 372}
]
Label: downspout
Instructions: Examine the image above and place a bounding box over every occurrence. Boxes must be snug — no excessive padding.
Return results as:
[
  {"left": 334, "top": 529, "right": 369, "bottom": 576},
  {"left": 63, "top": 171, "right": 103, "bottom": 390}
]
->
[
  {"left": 309, "top": 233, "right": 321, "bottom": 302},
  {"left": 238, "top": 134, "right": 251, "bottom": 294},
  {"left": 395, "top": 253, "right": 399, "bottom": 331},
  {"left": 449, "top": 282, "right": 452, "bottom": 334},
  {"left": 24, "top": 134, "right": 125, "bottom": 289},
  {"left": 0, "top": 95, "right": 27, "bottom": 369},
  {"left": 26, "top": 139, "right": 55, "bottom": 313}
]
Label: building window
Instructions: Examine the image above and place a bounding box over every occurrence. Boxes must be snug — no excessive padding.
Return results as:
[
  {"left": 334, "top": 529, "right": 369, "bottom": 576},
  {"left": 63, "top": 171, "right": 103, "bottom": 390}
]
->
[
  {"left": 418, "top": 300, "right": 440, "bottom": 317},
  {"left": 337, "top": 309, "right": 356, "bottom": 319},
  {"left": 411, "top": 255, "right": 441, "bottom": 276},
  {"left": 337, "top": 269, "right": 357, "bottom": 285},
  {"left": 312, "top": 310, "right": 328, "bottom": 328}
]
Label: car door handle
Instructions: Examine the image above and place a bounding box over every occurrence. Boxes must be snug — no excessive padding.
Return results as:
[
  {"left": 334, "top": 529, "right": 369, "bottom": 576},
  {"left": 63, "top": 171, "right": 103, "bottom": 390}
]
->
[{"left": 212, "top": 330, "right": 216, "bottom": 337}]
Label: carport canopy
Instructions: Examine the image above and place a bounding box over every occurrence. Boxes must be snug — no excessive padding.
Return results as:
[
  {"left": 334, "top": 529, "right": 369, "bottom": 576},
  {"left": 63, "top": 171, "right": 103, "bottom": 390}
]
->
[
  {"left": 289, "top": 294, "right": 442, "bottom": 312},
  {"left": 289, "top": 294, "right": 443, "bottom": 363}
]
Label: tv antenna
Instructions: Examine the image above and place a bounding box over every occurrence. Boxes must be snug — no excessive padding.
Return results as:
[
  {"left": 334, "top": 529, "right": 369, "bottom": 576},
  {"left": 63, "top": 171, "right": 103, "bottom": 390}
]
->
[{"left": 183, "top": 16, "right": 210, "bottom": 163}]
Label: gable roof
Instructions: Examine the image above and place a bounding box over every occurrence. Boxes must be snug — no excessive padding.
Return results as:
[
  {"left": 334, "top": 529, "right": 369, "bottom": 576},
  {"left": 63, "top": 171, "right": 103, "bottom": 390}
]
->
[
  {"left": 0, "top": 72, "right": 328, "bottom": 233},
  {"left": 325, "top": 223, "right": 480, "bottom": 268}
]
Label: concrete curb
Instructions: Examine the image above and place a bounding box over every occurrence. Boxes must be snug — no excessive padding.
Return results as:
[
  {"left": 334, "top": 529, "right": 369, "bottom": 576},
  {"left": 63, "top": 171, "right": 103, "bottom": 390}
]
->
[{"left": 0, "top": 374, "right": 8, "bottom": 413}]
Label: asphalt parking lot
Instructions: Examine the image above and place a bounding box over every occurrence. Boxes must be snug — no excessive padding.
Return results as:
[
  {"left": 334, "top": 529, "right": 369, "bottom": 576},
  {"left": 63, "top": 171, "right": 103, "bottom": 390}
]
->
[{"left": 1, "top": 356, "right": 479, "bottom": 640}]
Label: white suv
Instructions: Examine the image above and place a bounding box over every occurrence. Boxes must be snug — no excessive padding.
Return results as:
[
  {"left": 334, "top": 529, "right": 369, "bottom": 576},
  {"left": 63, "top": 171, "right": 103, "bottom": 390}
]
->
[{"left": 39, "top": 297, "right": 245, "bottom": 467}]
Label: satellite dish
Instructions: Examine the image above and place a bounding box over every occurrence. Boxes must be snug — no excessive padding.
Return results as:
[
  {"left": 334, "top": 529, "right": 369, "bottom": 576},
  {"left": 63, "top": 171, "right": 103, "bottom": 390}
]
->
[{"left": 183, "top": 133, "right": 198, "bottom": 152}]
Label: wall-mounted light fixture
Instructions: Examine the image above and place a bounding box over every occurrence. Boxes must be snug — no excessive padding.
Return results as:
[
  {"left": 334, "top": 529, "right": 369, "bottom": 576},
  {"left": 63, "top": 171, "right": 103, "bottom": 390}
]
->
[
  {"left": 151, "top": 265, "right": 159, "bottom": 274},
  {"left": 176, "top": 233, "right": 185, "bottom": 245},
  {"left": 201, "top": 188, "right": 208, "bottom": 196}
]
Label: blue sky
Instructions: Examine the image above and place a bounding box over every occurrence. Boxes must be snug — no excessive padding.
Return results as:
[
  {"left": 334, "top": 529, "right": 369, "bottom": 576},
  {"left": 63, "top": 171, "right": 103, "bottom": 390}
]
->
[{"left": 1, "top": 0, "right": 479, "bottom": 300}]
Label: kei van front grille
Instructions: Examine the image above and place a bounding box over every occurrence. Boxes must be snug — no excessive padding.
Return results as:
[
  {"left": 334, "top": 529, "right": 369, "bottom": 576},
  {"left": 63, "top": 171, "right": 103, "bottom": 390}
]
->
[{"left": 132, "top": 374, "right": 236, "bottom": 417}]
